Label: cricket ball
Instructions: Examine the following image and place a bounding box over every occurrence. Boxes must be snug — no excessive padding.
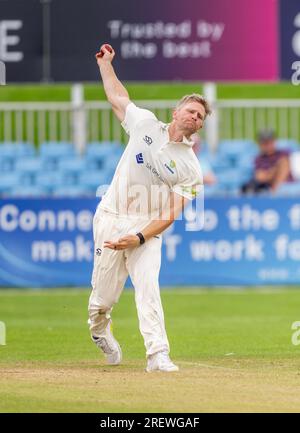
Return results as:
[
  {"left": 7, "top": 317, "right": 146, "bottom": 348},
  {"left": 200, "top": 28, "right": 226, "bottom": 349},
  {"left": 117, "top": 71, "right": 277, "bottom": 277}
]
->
[{"left": 98, "top": 44, "right": 113, "bottom": 58}]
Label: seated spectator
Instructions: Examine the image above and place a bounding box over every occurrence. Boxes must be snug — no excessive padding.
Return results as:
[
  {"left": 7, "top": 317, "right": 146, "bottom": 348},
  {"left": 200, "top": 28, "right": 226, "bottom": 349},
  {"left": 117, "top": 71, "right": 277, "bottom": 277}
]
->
[
  {"left": 191, "top": 133, "right": 217, "bottom": 185},
  {"left": 241, "top": 129, "right": 294, "bottom": 194}
]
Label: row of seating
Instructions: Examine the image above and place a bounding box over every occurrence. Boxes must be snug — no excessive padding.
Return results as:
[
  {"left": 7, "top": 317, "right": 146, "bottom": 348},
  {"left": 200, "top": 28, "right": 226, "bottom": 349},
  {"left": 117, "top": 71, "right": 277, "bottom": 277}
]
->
[
  {"left": 0, "top": 141, "right": 124, "bottom": 196},
  {"left": 0, "top": 139, "right": 299, "bottom": 197},
  {"left": 0, "top": 141, "right": 123, "bottom": 172},
  {"left": 199, "top": 138, "right": 300, "bottom": 194}
]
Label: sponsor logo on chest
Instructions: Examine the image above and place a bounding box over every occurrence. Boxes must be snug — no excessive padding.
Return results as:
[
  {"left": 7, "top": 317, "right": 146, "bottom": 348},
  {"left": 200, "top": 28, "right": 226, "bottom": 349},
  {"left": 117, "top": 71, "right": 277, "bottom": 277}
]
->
[
  {"left": 143, "top": 135, "right": 153, "bottom": 145},
  {"left": 164, "top": 160, "right": 176, "bottom": 174},
  {"left": 136, "top": 153, "right": 144, "bottom": 164}
]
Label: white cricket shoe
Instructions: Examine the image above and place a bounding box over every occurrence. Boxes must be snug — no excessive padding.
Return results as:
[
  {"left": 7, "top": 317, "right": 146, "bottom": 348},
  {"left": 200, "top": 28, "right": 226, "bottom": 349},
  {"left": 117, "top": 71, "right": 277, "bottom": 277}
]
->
[
  {"left": 146, "top": 351, "right": 179, "bottom": 372},
  {"left": 92, "top": 322, "right": 122, "bottom": 365}
]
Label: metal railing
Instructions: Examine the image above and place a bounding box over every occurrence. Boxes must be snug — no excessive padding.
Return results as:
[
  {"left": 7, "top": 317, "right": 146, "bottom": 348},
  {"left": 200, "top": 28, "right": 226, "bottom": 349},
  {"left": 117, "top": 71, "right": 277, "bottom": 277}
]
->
[
  {"left": 0, "top": 102, "right": 73, "bottom": 144},
  {"left": 1, "top": 96, "right": 300, "bottom": 151},
  {"left": 217, "top": 99, "right": 300, "bottom": 142}
]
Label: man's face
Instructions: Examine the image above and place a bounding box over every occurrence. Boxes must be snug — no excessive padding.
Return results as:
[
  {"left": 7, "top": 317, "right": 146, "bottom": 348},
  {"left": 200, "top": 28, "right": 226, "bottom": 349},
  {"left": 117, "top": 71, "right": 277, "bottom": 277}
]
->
[
  {"left": 172, "top": 101, "right": 206, "bottom": 136},
  {"left": 259, "top": 139, "right": 276, "bottom": 156}
]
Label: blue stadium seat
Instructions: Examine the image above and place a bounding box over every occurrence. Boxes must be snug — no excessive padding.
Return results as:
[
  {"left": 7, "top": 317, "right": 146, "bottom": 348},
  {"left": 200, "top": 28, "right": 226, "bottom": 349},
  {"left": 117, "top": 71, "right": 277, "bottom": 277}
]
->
[
  {"left": 102, "top": 153, "right": 123, "bottom": 171},
  {"left": 0, "top": 173, "right": 22, "bottom": 195},
  {"left": 86, "top": 141, "right": 124, "bottom": 170},
  {"left": 0, "top": 155, "right": 15, "bottom": 172},
  {"left": 273, "top": 181, "right": 300, "bottom": 197},
  {"left": 209, "top": 153, "right": 232, "bottom": 171},
  {"left": 9, "top": 185, "right": 49, "bottom": 197},
  {"left": 79, "top": 170, "right": 111, "bottom": 193},
  {"left": 276, "top": 139, "right": 299, "bottom": 152},
  {"left": 218, "top": 140, "right": 258, "bottom": 166},
  {"left": 14, "top": 157, "right": 44, "bottom": 185},
  {"left": 35, "top": 172, "right": 66, "bottom": 194},
  {"left": 238, "top": 153, "right": 256, "bottom": 170},
  {"left": 52, "top": 185, "right": 92, "bottom": 197},
  {"left": 0, "top": 142, "right": 35, "bottom": 171},
  {"left": 40, "top": 142, "right": 75, "bottom": 169},
  {"left": 217, "top": 168, "right": 250, "bottom": 191},
  {"left": 57, "top": 157, "right": 88, "bottom": 184},
  {"left": 0, "top": 142, "right": 35, "bottom": 157},
  {"left": 204, "top": 184, "right": 228, "bottom": 197}
]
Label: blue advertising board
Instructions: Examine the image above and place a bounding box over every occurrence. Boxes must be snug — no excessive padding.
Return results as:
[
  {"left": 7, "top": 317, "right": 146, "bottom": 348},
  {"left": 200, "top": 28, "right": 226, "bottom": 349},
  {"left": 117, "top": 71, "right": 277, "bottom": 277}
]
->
[
  {"left": 0, "top": 198, "right": 98, "bottom": 287},
  {"left": 0, "top": 197, "right": 299, "bottom": 287}
]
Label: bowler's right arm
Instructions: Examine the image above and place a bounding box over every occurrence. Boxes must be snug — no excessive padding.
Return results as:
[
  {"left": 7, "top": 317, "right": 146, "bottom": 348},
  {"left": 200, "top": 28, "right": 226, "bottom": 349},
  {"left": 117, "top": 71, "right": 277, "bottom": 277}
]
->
[{"left": 96, "top": 44, "right": 130, "bottom": 122}]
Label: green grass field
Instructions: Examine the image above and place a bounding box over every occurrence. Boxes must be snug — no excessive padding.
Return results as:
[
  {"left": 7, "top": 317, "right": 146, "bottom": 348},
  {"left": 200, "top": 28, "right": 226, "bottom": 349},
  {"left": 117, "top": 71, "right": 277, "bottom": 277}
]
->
[
  {"left": 1, "top": 287, "right": 300, "bottom": 413},
  {"left": 0, "top": 82, "right": 299, "bottom": 102}
]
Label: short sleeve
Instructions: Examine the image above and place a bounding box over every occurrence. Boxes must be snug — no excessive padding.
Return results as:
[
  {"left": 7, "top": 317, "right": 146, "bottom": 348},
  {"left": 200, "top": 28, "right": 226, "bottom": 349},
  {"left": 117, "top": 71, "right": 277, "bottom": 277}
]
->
[
  {"left": 121, "top": 102, "right": 157, "bottom": 135},
  {"left": 172, "top": 168, "right": 204, "bottom": 201}
]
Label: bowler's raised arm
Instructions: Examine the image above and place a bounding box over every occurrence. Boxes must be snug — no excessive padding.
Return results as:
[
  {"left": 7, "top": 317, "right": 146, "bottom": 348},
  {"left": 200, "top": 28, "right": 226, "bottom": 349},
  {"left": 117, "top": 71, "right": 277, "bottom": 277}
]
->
[{"left": 95, "top": 43, "right": 130, "bottom": 122}]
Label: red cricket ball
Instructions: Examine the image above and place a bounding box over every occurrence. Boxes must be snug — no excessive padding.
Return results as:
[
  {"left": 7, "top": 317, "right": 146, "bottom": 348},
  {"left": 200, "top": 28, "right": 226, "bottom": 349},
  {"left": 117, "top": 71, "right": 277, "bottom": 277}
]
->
[{"left": 98, "top": 44, "right": 113, "bottom": 58}]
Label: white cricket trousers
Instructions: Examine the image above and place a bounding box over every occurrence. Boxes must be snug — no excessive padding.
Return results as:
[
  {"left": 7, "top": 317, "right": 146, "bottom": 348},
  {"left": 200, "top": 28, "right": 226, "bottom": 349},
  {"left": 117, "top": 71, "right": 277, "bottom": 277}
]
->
[{"left": 88, "top": 207, "right": 170, "bottom": 357}]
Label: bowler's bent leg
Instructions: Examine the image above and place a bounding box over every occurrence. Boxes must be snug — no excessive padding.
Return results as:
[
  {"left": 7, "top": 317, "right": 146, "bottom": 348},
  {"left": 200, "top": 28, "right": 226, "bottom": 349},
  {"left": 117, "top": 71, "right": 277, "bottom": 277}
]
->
[{"left": 126, "top": 236, "right": 170, "bottom": 356}]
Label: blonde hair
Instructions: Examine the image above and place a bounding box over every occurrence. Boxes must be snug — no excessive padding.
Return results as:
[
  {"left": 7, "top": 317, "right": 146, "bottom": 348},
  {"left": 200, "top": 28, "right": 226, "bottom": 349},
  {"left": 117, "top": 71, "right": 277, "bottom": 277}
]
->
[{"left": 176, "top": 93, "right": 212, "bottom": 118}]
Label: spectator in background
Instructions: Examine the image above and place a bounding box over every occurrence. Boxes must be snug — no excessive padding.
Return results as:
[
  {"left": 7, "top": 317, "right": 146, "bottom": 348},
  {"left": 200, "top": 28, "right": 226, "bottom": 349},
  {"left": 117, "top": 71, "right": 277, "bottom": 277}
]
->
[
  {"left": 191, "top": 133, "right": 217, "bottom": 185},
  {"left": 241, "top": 129, "right": 294, "bottom": 194}
]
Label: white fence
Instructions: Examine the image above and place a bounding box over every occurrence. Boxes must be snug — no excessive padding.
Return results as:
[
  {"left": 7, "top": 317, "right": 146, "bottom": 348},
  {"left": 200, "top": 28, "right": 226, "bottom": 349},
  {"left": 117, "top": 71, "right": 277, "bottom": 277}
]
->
[
  {"left": 217, "top": 99, "right": 300, "bottom": 142},
  {"left": 1, "top": 94, "right": 300, "bottom": 153}
]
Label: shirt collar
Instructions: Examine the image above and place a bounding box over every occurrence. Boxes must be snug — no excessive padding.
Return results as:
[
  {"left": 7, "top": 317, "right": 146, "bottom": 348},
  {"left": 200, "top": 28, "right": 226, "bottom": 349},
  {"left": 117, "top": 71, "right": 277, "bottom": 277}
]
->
[{"left": 161, "top": 123, "right": 195, "bottom": 147}]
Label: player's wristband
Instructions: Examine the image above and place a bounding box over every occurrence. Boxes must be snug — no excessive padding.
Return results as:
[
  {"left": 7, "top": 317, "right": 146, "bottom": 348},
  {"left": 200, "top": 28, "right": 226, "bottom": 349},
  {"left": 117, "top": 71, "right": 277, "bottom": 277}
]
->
[{"left": 136, "top": 232, "right": 145, "bottom": 245}]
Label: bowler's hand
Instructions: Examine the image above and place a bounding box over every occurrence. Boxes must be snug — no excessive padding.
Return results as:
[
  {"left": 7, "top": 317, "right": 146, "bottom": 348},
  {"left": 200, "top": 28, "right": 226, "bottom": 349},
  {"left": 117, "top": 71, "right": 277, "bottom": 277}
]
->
[
  {"left": 95, "top": 43, "right": 115, "bottom": 66},
  {"left": 104, "top": 235, "right": 140, "bottom": 250}
]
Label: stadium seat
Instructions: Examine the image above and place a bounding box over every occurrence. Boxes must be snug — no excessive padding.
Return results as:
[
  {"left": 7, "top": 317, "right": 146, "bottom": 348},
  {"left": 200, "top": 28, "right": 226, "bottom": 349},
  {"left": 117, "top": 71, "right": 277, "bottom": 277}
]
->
[
  {"left": 0, "top": 155, "right": 15, "bottom": 172},
  {"left": 14, "top": 157, "right": 44, "bottom": 185},
  {"left": 9, "top": 185, "right": 49, "bottom": 197},
  {"left": 102, "top": 153, "right": 123, "bottom": 171},
  {"left": 40, "top": 142, "right": 75, "bottom": 169},
  {"left": 79, "top": 170, "right": 111, "bottom": 193},
  {"left": 217, "top": 168, "right": 250, "bottom": 191},
  {"left": 86, "top": 141, "right": 124, "bottom": 170},
  {"left": 276, "top": 139, "right": 299, "bottom": 152},
  {"left": 218, "top": 140, "right": 258, "bottom": 166},
  {"left": 274, "top": 181, "right": 300, "bottom": 197},
  {"left": 209, "top": 153, "right": 232, "bottom": 171},
  {"left": 0, "top": 173, "right": 22, "bottom": 195},
  {"left": 204, "top": 184, "right": 228, "bottom": 197},
  {"left": 238, "top": 153, "right": 256, "bottom": 170},
  {"left": 57, "top": 157, "right": 88, "bottom": 184},
  {"left": 35, "top": 172, "right": 66, "bottom": 194},
  {"left": 0, "top": 142, "right": 35, "bottom": 171},
  {"left": 0, "top": 142, "right": 35, "bottom": 157},
  {"left": 52, "top": 185, "right": 92, "bottom": 197}
]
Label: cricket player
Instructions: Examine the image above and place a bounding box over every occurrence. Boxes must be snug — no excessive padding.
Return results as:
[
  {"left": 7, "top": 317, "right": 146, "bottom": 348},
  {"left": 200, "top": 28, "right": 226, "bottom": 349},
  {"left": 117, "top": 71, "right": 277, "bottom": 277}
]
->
[{"left": 88, "top": 43, "right": 211, "bottom": 372}]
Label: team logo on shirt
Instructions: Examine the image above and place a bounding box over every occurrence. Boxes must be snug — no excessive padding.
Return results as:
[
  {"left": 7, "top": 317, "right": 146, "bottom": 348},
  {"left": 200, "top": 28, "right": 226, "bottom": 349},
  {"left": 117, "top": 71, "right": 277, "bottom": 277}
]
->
[
  {"left": 136, "top": 153, "right": 144, "bottom": 164},
  {"left": 164, "top": 160, "right": 176, "bottom": 174},
  {"left": 143, "top": 135, "right": 153, "bottom": 145},
  {"left": 181, "top": 186, "right": 198, "bottom": 198}
]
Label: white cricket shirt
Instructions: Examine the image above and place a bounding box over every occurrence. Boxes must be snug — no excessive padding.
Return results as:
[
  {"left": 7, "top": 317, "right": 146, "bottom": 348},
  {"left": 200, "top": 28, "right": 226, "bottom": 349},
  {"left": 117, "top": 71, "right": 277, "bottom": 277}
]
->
[{"left": 99, "top": 103, "right": 203, "bottom": 219}]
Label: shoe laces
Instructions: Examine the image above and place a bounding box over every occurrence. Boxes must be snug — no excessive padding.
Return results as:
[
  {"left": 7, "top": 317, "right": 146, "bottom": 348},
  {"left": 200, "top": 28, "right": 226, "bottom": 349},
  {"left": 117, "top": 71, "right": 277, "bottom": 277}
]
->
[
  {"left": 156, "top": 351, "right": 173, "bottom": 366},
  {"left": 96, "top": 337, "right": 115, "bottom": 354}
]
